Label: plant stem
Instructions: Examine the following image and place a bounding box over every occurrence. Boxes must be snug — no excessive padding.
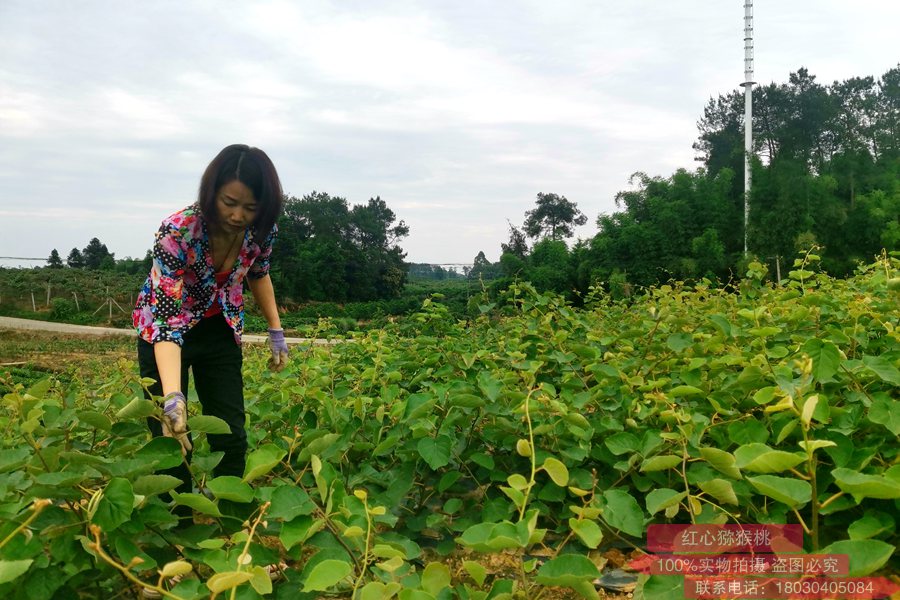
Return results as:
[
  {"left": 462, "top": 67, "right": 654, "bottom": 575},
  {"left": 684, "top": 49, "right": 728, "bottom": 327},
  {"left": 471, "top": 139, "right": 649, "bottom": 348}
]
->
[
  {"left": 88, "top": 525, "right": 185, "bottom": 600},
  {"left": 351, "top": 498, "right": 374, "bottom": 598},
  {"left": 819, "top": 491, "right": 844, "bottom": 509},
  {"left": 230, "top": 502, "right": 271, "bottom": 600},
  {"left": 0, "top": 498, "right": 51, "bottom": 550},
  {"left": 790, "top": 508, "right": 811, "bottom": 535},
  {"left": 518, "top": 387, "right": 537, "bottom": 522}
]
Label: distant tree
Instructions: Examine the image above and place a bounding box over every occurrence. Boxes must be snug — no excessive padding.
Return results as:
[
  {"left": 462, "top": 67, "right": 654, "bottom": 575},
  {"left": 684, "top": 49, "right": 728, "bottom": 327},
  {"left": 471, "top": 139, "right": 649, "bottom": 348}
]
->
[
  {"left": 66, "top": 248, "right": 85, "bottom": 269},
  {"left": 407, "top": 263, "right": 464, "bottom": 280},
  {"left": 272, "top": 192, "right": 410, "bottom": 302},
  {"left": 528, "top": 239, "right": 572, "bottom": 292},
  {"left": 142, "top": 249, "right": 153, "bottom": 273},
  {"left": 471, "top": 251, "right": 489, "bottom": 276},
  {"left": 466, "top": 251, "right": 501, "bottom": 280},
  {"left": 47, "top": 249, "right": 63, "bottom": 268},
  {"left": 524, "top": 193, "right": 588, "bottom": 240},
  {"left": 82, "top": 238, "right": 114, "bottom": 270},
  {"left": 500, "top": 221, "right": 529, "bottom": 258}
]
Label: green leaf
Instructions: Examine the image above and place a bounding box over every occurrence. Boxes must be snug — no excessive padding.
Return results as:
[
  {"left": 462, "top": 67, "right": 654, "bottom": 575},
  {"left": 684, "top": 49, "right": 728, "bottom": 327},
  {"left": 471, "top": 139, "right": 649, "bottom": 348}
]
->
[
  {"left": 699, "top": 447, "right": 741, "bottom": 479},
  {"left": 116, "top": 398, "right": 158, "bottom": 420},
  {"left": 92, "top": 477, "right": 134, "bottom": 531},
  {"left": 269, "top": 485, "right": 315, "bottom": 520},
  {"left": 646, "top": 489, "right": 687, "bottom": 515},
  {"left": 301, "top": 559, "right": 353, "bottom": 592},
  {"left": 242, "top": 443, "right": 286, "bottom": 482},
  {"left": 171, "top": 492, "right": 222, "bottom": 517},
  {"left": 801, "top": 339, "right": 841, "bottom": 382},
  {"left": 187, "top": 415, "right": 231, "bottom": 434},
  {"left": 77, "top": 410, "right": 112, "bottom": 431},
  {"left": 404, "top": 393, "right": 436, "bottom": 420},
  {"left": 819, "top": 539, "right": 895, "bottom": 576},
  {"left": 868, "top": 398, "right": 900, "bottom": 435},
  {"left": 160, "top": 561, "right": 193, "bottom": 578},
  {"left": 206, "top": 476, "right": 254, "bottom": 503},
  {"left": 733, "top": 444, "right": 805, "bottom": 473},
  {"left": 132, "top": 474, "right": 183, "bottom": 496},
  {"left": 421, "top": 562, "right": 451, "bottom": 595},
  {"left": 207, "top": 571, "right": 254, "bottom": 594},
  {"left": 535, "top": 554, "right": 600, "bottom": 587},
  {"left": 477, "top": 371, "right": 502, "bottom": 402},
  {"left": 0, "top": 448, "right": 30, "bottom": 473},
  {"left": 0, "top": 559, "right": 33, "bottom": 584},
  {"left": 249, "top": 565, "right": 273, "bottom": 595},
  {"left": 666, "top": 333, "right": 693, "bottom": 353},
  {"left": 669, "top": 385, "right": 704, "bottom": 398},
  {"left": 605, "top": 432, "right": 640, "bottom": 456},
  {"left": 634, "top": 574, "right": 683, "bottom": 600},
  {"left": 360, "top": 582, "right": 390, "bottom": 600},
  {"left": 280, "top": 515, "right": 324, "bottom": 550},
  {"left": 456, "top": 521, "right": 528, "bottom": 552},
  {"left": 470, "top": 452, "right": 494, "bottom": 470},
  {"left": 639, "top": 455, "right": 682, "bottom": 472},
  {"left": 708, "top": 315, "right": 732, "bottom": 337},
  {"left": 304, "top": 433, "right": 342, "bottom": 457},
  {"left": 798, "top": 439, "right": 836, "bottom": 453},
  {"left": 34, "top": 472, "right": 86, "bottom": 487},
  {"left": 542, "top": 457, "right": 569, "bottom": 486},
  {"left": 862, "top": 355, "right": 900, "bottom": 385},
  {"left": 398, "top": 591, "right": 436, "bottom": 600},
  {"left": 800, "top": 395, "right": 819, "bottom": 427},
  {"left": 752, "top": 387, "right": 778, "bottom": 405},
  {"left": 115, "top": 536, "right": 157, "bottom": 572},
  {"left": 746, "top": 475, "right": 811, "bottom": 508},
  {"left": 698, "top": 479, "right": 738, "bottom": 505},
  {"left": 568, "top": 518, "right": 603, "bottom": 548},
  {"left": 831, "top": 468, "right": 900, "bottom": 501},
  {"left": 417, "top": 435, "right": 452, "bottom": 470},
  {"left": 601, "top": 489, "right": 644, "bottom": 537},
  {"left": 135, "top": 436, "right": 184, "bottom": 470},
  {"left": 463, "top": 560, "right": 487, "bottom": 586},
  {"left": 848, "top": 512, "right": 896, "bottom": 540},
  {"left": 448, "top": 393, "right": 485, "bottom": 409},
  {"left": 506, "top": 474, "right": 528, "bottom": 491}
]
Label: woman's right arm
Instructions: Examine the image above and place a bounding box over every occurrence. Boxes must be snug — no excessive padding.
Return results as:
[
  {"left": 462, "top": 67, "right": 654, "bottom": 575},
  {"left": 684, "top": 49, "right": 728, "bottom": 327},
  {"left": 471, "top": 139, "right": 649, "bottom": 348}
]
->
[
  {"left": 146, "top": 221, "right": 191, "bottom": 394},
  {"left": 153, "top": 341, "right": 183, "bottom": 395}
]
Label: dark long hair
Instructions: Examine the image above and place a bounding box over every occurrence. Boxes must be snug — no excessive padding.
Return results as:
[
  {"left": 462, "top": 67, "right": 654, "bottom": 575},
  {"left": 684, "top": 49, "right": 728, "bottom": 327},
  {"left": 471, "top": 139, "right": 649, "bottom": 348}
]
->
[{"left": 197, "top": 144, "right": 283, "bottom": 239}]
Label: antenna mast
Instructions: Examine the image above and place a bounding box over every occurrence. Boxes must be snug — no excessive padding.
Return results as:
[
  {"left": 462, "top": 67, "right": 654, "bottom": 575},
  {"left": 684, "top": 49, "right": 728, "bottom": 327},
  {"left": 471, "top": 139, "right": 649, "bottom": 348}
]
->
[{"left": 742, "top": 0, "right": 755, "bottom": 256}]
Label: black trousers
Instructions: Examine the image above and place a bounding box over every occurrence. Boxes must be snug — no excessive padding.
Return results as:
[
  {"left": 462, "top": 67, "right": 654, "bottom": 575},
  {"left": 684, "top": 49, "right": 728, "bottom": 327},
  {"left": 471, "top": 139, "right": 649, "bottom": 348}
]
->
[{"left": 137, "top": 313, "right": 247, "bottom": 497}]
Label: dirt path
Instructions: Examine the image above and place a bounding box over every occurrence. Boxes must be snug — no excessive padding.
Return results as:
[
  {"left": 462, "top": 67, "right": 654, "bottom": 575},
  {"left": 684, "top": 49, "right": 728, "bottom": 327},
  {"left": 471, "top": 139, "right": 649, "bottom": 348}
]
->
[{"left": 0, "top": 316, "right": 338, "bottom": 345}]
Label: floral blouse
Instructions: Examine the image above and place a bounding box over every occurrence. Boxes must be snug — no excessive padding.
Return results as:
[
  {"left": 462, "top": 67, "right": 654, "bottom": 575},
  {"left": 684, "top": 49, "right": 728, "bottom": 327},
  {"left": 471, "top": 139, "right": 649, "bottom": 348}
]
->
[{"left": 133, "top": 205, "right": 276, "bottom": 346}]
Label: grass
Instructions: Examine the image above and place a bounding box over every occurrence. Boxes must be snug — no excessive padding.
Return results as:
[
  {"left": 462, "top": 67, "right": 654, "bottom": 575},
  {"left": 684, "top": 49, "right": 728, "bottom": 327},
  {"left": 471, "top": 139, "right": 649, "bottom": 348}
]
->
[{"left": 0, "top": 328, "right": 135, "bottom": 391}]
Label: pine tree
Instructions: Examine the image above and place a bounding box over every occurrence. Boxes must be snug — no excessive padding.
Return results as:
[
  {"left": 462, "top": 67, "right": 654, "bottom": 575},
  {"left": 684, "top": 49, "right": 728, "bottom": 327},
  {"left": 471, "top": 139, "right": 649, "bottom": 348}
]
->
[
  {"left": 67, "top": 248, "right": 85, "bottom": 269},
  {"left": 47, "top": 249, "right": 64, "bottom": 268}
]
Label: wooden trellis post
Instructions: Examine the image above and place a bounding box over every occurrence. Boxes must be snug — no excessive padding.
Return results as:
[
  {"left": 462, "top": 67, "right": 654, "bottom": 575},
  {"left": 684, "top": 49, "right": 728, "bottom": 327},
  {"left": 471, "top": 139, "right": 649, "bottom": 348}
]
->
[{"left": 93, "top": 287, "right": 127, "bottom": 319}]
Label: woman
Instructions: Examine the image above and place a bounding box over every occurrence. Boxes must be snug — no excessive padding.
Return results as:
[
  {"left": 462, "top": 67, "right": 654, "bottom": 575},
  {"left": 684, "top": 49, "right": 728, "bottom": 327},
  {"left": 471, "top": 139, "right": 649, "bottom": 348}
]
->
[{"left": 133, "top": 144, "right": 289, "bottom": 510}]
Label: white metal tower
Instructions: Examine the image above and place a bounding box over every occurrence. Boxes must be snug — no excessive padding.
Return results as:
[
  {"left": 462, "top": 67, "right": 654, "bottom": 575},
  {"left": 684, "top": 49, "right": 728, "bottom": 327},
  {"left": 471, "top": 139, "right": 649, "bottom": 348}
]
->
[{"left": 742, "top": 0, "right": 755, "bottom": 256}]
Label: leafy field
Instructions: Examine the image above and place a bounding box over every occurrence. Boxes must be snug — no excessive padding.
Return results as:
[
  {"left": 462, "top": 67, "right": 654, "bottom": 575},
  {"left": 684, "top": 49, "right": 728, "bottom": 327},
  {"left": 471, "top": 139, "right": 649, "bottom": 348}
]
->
[{"left": 1, "top": 254, "right": 898, "bottom": 599}]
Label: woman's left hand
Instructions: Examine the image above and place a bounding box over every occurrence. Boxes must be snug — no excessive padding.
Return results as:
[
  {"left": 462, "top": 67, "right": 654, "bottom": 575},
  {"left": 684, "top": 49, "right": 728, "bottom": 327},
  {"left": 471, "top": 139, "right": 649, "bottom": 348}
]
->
[{"left": 267, "top": 328, "right": 289, "bottom": 371}]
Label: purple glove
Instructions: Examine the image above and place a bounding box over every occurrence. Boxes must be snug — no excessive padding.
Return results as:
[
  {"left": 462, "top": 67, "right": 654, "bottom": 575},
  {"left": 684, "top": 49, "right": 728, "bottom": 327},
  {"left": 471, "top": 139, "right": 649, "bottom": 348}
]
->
[
  {"left": 268, "top": 328, "right": 289, "bottom": 371},
  {"left": 162, "top": 391, "right": 191, "bottom": 455}
]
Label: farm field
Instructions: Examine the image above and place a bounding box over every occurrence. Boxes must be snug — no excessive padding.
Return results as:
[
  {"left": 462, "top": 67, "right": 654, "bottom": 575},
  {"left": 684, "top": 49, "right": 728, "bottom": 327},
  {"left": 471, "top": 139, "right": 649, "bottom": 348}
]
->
[{"left": 0, "top": 255, "right": 898, "bottom": 599}]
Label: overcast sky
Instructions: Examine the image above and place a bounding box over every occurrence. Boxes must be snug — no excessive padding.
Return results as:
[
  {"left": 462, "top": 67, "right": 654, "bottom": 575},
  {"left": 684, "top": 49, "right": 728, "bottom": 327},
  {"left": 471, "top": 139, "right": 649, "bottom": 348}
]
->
[{"left": 2, "top": 1, "right": 898, "bottom": 268}]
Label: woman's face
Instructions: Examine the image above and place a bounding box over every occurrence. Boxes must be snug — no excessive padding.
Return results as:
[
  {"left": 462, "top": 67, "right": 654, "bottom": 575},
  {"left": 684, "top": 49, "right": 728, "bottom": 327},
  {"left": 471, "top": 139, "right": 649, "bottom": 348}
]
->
[{"left": 214, "top": 180, "right": 257, "bottom": 234}]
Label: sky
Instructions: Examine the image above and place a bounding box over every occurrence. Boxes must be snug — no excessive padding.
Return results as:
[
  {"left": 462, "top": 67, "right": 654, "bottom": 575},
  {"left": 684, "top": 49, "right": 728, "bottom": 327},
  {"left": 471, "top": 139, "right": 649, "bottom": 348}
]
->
[{"left": 1, "top": 0, "right": 898, "bottom": 268}]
